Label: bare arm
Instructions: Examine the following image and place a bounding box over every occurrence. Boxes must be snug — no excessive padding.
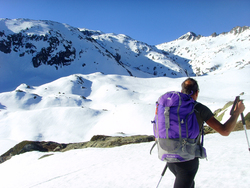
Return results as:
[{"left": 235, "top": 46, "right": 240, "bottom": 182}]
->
[{"left": 206, "top": 100, "right": 245, "bottom": 136}]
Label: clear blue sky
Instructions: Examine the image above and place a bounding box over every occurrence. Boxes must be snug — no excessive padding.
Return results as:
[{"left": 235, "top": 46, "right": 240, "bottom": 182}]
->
[{"left": 0, "top": 0, "right": 249, "bottom": 45}]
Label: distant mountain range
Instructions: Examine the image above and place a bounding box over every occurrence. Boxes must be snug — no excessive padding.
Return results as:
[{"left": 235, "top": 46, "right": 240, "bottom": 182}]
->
[
  {"left": 157, "top": 26, "right": 250, "bottom": 76},
  {"left": 0, "top": 18, "right": 249, "bottom": 91}
]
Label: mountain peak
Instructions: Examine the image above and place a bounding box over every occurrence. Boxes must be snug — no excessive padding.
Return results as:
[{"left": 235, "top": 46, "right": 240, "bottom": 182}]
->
[
  {"left": 79, "top": 28, "right": 104, "bottom": 36},
  {"left": 229, "top": 26, "right": 250, "bottom": 35},
  {"left": 178, "top": 32, "right": 202, "bottom": 41}
]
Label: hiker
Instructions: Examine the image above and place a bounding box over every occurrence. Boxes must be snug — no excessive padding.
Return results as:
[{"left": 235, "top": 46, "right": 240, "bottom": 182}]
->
[{"left": 167, "top": 78, "right": 245, "bottom": 188}]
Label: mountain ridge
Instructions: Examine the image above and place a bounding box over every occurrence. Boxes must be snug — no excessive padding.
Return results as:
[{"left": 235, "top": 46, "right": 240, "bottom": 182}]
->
[
  {"left": 176, "top": 26, "right": 250, "bottom": 41},
  {"left": 0, "top": 18, "right": 188, "bottom": 92},
  {"left": 157, "top": 25, "right": 250, "bottom": 75},
  {"left": 1, "top": 18, "right": 249, "bottom": 92}
]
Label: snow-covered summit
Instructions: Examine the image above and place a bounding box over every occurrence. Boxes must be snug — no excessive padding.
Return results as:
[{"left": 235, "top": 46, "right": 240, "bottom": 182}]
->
[
  {"left": 0, "top": 18, "right": 189, "bottom": 92},
  {"left": 228, "top": 26, "right": 250, "bottom": 35},
  {"left": 157, "top": 26, "right": 250, "bottom": 75},
  {"left": 178, "top": 31, "right": 202, "bottom": 41},
  {"left": 1, "top": 19, "right": 249, "bottom": 92}
]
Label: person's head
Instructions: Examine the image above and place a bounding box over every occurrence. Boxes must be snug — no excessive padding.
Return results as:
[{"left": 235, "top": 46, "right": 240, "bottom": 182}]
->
[{"left": 181, "top": 78, "right": 199, "bottom": 100}]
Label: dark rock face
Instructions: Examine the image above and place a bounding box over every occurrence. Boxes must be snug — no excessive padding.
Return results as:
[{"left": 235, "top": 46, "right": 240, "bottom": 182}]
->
[
  {"left": 0, "top": 31, "right": 76, "bottom": 68},
  {"left": 229, "top": 26, "right": 250, "bottom": 35},
  {"left": 0, "top": 135, "right": 155, "bottom": 164}
]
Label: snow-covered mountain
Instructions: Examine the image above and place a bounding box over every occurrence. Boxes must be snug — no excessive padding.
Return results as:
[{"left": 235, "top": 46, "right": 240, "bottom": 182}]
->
[
  {"left": 0, "top": 18, "right": 188, "bottom": 92},
  {"left": 156, "top": 26, "right": 250, "bottom": 75},
  {"left": 1, "top": 18, "right": 250, "bottom": 93}
]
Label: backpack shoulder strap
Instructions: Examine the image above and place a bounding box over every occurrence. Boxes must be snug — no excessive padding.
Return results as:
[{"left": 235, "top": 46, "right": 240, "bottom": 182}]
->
[{"left": 194, "top": 102, "right": 205, "bottom": 146}]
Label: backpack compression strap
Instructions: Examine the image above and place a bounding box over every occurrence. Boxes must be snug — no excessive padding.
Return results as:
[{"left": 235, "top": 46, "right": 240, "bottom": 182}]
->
[{"left": 160, "top": 92, "right": 182, "bottom": 140}]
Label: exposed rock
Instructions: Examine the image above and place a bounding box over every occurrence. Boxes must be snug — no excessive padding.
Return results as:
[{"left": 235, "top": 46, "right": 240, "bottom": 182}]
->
[
  {"left": 214, "top": 101, "right": 234, "bottom": 122},
  {"left": 229, "top": 26, "right": 250, "bottom": 35},
  {"left": 211, "top": 32, "right": 218, "bottom": 37},
  {"left": 234, "top": 112, "right": 250, "bottom": 131},
  {"left": 178, "top": 32, "right": 202, "bottom": 41},
  {"left": 0, "top": 135, "right": 155, "bottom": 164},
  {"left": 0, "top": 140, "right": 67, "bottom": 163}
]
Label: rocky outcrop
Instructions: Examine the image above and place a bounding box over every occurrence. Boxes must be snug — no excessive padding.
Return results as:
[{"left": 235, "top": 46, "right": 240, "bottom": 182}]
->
[
  {"left": 0, "top": 140, "right": 67, "bottom": 163},
  {"left": 0, "top": 135, "right": 155, "bottom": 164},
  {"left": 0, "top": 30, "right": 77, "bottom": 68},
  {"left": 229, "top": 26, "right": 250, "bottom": 35}
]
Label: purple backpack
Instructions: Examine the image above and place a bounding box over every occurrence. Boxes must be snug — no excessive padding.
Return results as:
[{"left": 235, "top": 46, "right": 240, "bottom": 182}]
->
[{"left": 151, "top": 91, "right": 206, "bottom": 163}]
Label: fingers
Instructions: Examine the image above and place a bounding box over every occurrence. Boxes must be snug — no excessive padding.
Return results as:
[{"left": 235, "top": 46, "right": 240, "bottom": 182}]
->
[{"left": 237, "top": 100, "right": 245, "bottom": 113}]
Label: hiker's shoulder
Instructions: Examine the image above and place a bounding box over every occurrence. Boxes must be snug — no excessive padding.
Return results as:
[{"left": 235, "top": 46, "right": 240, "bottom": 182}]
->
[
  {"left": 194, "top": 102, "right": 211, "bottom": 111},
  {"left": 195, "top": 101, "right": 214, "bottom": 118}
]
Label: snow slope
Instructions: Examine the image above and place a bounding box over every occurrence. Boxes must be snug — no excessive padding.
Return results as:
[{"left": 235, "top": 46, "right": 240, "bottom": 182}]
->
[
  {"left": 0, "top": 131, "right": 249, "bottom": 188},
  {"left": 1, "top": 66, "right": 249, "bottom": 154},
  {"left": 0, "top": 68, "right": 250, "bottom": 152},
  {"left": 0, "top": 66, "right": 249, "bottom": 187}
]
